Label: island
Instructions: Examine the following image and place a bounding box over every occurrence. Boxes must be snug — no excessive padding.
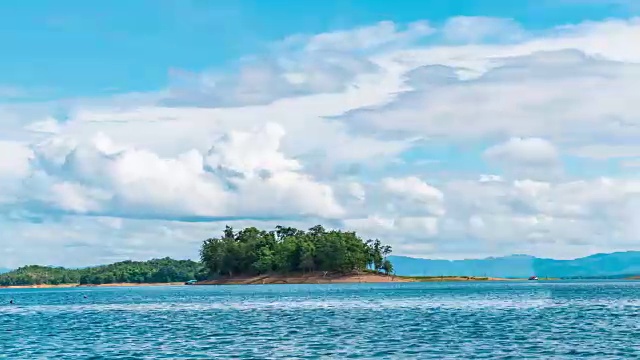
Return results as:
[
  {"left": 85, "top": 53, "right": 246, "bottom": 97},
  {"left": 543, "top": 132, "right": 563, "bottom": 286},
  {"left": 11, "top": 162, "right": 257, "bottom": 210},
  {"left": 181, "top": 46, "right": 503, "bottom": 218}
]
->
[{"left": 195, "top": 225, "right": 509, "bottom": 284}]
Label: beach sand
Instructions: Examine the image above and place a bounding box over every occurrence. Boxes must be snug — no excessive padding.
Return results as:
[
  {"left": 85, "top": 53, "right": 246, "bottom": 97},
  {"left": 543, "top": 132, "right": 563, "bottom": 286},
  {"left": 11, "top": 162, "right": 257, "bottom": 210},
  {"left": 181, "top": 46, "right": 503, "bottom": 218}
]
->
[{"left": 193, "top": 273, "right": 514, "bottom": 285}]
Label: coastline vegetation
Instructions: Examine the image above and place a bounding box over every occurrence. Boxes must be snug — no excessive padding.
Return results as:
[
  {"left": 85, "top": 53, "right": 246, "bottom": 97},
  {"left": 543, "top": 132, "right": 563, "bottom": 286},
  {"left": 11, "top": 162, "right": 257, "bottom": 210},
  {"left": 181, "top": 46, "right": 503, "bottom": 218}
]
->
[
  {"left": 200, "top": 225, "right": 394, "bottom": 278},
  {"left": 0, "top": 258, "right": 203, "bottom": 286}
]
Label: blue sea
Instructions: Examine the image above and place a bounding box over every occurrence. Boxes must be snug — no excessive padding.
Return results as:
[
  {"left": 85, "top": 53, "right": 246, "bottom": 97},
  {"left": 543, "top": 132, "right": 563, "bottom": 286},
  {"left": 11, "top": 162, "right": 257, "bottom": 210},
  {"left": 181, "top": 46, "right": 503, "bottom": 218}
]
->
[{"left": 1, "top": 281, "right": 639, "bottom": 359}]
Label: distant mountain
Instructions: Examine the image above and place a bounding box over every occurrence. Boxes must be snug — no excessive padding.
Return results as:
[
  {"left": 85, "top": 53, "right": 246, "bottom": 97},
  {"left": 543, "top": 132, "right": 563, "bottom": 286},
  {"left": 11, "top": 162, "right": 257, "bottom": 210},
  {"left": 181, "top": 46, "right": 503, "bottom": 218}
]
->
[
  {"left": 389, "top": 251, "right": 640, "bottom": 278},
  {"left": 0, "top": 268, "right": 10, "bottom": 274}
]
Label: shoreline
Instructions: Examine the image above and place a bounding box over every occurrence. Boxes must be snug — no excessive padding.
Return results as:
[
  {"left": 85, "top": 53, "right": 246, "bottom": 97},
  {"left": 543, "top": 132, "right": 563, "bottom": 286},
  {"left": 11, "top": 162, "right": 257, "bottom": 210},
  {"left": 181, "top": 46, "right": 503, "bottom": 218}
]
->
[
  {"left": 0, "top": 275, "right": 514, "bottom": 288},
  {"left": 7, "top": 275, "right": 636, "bottom": 289},
  {"left": 0, "top": 282, "right": 185, "bottom": 289},
  {"left": 193, "top": 273, "right": 521, "bottom": 285}
]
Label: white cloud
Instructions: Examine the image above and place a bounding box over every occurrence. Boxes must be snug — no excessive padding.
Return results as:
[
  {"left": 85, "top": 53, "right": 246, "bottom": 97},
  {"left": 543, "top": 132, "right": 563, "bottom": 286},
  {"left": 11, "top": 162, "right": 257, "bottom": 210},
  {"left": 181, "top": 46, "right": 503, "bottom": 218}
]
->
[
  {"left": 0, "top": 141, "right": 33, "bottom": 204},
  {"left": 381, "top": 176, "right": 445, "bottom": 216},
  {"left": 371, "top": 175, "right": 640, "bottom": 259},
  {"left": 25, "top": 124, "right": 343, "bottom": 220},
  {"left": 339, "top": 177, "right": 445, "bottom": 256},
  {"left": 484, "top": 137, "right": 559, "bottom": 166},
  {"left": 484, "top": 138, "right": 561, "bottom": 179},
  {"left": 442, "top": 16, "right": 525, "bottom": 43},
  {"left": 0, "top": 141, "right": 32, "bottom": 178},
  {"left": 479, "top": 174, "right": 503, "bottom": 183},
  {"left": 299, "top": 21, "right": 434, "bottom": 52},
  {"left": 344, "top": 215, "right": 439, "bottom": 252}
]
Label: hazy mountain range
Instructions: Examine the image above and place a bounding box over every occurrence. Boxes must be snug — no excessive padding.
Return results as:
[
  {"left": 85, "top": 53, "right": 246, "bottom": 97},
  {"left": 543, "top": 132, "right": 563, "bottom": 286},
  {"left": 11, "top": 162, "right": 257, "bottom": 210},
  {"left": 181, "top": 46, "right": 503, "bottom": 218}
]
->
[{"left": 389, "top": 251, "right": 640, "bottom": 278}]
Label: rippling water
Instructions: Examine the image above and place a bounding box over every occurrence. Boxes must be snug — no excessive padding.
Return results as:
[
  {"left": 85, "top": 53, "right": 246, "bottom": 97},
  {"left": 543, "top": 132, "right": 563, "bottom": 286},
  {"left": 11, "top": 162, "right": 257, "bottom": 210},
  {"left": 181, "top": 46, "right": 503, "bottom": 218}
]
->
[{"left": 1, "top": 281, "right": 639, "bottom": 359}]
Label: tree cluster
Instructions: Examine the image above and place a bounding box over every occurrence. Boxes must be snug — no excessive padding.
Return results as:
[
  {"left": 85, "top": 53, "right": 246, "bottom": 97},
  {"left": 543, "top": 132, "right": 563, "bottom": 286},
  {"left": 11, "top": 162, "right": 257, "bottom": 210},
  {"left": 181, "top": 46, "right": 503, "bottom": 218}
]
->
[
  {"left": 200, "top": 225, "right": 393, "bottom": 277},
  {"left": 0, "top": 258, "right": 203, "bottom": 286}
]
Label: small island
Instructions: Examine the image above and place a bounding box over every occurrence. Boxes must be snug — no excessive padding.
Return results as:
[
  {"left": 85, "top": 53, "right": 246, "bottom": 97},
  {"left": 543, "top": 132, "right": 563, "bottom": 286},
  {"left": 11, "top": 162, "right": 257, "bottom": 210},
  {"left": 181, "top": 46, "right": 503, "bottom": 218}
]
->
[
  {"left": 196, "top": 225, "right": 509, "bottom": 284},
  {"left": 0, "top": 224, "right": 518, "bottom": 288},
  {"left": 198, "top": 225, "right": 396, "bottom": 284}
]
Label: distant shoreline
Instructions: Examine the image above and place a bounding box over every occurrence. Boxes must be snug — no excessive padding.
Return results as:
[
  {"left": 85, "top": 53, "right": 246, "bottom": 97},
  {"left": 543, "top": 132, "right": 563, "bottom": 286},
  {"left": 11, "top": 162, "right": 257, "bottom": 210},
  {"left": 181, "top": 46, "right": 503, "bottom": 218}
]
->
[{"left": 0, "top": 282, "right": 185, "bottom": 289}]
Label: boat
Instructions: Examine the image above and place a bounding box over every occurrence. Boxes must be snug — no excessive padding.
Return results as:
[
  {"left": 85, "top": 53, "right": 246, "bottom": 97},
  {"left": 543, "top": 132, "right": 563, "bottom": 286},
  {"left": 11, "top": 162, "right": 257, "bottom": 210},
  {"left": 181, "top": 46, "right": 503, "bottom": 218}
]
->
[
  {"left": 184, "top": 280, "right": 198, "bottom": 285},
  {"left": 528, "top": 276, "right": 539, "bottom": 280}
]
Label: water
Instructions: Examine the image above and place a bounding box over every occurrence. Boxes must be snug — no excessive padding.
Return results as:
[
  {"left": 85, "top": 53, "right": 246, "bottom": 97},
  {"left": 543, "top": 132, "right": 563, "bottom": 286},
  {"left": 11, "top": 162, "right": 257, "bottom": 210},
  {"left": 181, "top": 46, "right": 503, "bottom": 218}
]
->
[{"left": 1, "top": 281, "right": 639, "bottom": 359}]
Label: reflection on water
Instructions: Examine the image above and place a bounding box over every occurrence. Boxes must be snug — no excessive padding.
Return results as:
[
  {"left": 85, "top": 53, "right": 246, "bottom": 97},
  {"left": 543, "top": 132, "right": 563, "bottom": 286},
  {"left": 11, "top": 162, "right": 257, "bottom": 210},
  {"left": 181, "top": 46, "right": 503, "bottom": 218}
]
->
[{"left": 1, "top": 282, "right": 639, "bottom": 358}]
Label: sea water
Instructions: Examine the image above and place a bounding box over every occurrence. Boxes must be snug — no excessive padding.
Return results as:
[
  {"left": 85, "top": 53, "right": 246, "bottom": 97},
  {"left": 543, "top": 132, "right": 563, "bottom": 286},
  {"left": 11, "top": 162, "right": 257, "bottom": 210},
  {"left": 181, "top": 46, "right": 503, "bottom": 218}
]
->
[{"left": 1, "top": 281, "right": 639, "bottom": 359}]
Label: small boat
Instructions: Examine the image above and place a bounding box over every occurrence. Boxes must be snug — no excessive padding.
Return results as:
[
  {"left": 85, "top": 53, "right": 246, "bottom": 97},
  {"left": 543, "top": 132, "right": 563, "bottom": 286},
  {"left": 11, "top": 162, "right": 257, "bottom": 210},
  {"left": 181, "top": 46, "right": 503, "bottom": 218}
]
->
[
  {"left": 184, "top": 280, "right": 198, "bottom": 285},
  {"left": 528, "top": 276, "right": 539, "bottom": 281}
]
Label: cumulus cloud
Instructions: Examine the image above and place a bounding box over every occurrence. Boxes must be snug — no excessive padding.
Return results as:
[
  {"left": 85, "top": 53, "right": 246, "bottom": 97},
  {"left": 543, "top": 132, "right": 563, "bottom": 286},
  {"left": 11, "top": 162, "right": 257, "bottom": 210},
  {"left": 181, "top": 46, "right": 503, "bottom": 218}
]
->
[
  {"left": 24, "top": 123, "right": 343, "bottom": 221},
  {"left": 484, "top": 137, "right": 559, "bottom": 166},
  {"left": 340, "top": 175, "right": 640, "bottom": 259},
  {"left": 348, "top": 176, "right": 639, "bottom": 259},
  {"left": 381, "top": 176, "right": 445, "bottom": 216},
  {"left": 344, "top": 215, "right": 439, "bottom": 251},
  {"left": 338, "top": 177, "right": 445, "bottom": 255},
  {"left": 483, "top": 137, "right": 561, "bottom": 179}
]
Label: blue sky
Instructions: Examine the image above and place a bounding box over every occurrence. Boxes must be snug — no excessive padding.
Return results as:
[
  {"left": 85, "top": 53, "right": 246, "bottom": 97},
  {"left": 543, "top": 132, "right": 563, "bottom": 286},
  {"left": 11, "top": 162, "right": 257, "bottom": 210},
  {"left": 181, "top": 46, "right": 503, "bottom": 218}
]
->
[{"left": 2, "top": 0, "right": 640, "bottom": 267}]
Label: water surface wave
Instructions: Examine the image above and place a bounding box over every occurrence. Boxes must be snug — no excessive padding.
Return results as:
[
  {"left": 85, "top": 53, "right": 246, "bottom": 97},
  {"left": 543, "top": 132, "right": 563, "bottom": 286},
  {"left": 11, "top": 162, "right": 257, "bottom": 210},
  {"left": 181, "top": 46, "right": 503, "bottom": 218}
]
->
[{"left": 1, "top": 281, "right": 639, "bottom": 359}]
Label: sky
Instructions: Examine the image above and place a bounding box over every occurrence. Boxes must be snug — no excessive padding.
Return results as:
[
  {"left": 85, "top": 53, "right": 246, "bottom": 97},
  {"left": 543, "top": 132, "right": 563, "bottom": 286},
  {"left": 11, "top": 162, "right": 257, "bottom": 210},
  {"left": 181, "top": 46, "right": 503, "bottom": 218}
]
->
[{"left": 2, "top": 0, "right": 640, "bottom": 267}]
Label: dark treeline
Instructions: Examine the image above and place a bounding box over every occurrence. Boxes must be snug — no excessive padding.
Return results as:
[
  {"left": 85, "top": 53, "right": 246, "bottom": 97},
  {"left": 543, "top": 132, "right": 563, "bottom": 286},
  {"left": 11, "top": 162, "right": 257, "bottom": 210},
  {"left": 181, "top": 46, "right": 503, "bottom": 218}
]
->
[
  {"left": 200, "top": 225, "right": 393, "bottom": 277},
  {"left": 0, "top": 258, "right": 203, "bottom": 286}
]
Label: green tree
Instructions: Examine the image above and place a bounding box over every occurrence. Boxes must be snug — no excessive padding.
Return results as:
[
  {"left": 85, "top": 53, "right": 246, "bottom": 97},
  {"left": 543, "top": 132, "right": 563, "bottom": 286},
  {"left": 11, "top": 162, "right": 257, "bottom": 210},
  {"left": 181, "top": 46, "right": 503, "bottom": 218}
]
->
[{"left": 382, "top": 259, "right": 394, "bottom": 275}]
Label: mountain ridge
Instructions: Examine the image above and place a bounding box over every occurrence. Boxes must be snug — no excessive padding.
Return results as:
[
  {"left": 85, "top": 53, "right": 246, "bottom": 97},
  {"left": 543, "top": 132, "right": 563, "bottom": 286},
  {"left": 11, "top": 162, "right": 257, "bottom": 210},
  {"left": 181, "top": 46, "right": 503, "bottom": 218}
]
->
[{"left": 389, "top": 251, "right": 640, "bottom": 278}]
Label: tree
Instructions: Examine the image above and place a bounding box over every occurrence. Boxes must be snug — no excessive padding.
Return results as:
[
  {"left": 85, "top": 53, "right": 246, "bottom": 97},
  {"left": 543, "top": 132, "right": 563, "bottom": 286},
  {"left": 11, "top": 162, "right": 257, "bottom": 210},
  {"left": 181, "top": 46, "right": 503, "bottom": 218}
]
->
[{"left": 382, "top": 259, "right": 394, "bottom": 275}]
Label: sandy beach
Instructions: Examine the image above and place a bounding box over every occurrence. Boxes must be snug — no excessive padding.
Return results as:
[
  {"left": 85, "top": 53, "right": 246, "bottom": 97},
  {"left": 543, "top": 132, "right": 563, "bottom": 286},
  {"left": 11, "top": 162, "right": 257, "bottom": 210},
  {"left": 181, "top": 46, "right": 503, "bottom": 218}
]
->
[{"left": 193, "top": 273, "right": 514, "bottom": 285}]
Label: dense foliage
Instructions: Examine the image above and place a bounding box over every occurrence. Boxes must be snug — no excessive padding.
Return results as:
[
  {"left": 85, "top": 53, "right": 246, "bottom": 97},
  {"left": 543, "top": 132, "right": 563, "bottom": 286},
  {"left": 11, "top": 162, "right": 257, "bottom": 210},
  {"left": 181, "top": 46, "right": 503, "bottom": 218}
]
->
[
  {"left": 200, "top": 225, "right": 394, "bottom": 277},
  {"left": 0, "top": 258, "right": 203, "bottom": 286}
]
